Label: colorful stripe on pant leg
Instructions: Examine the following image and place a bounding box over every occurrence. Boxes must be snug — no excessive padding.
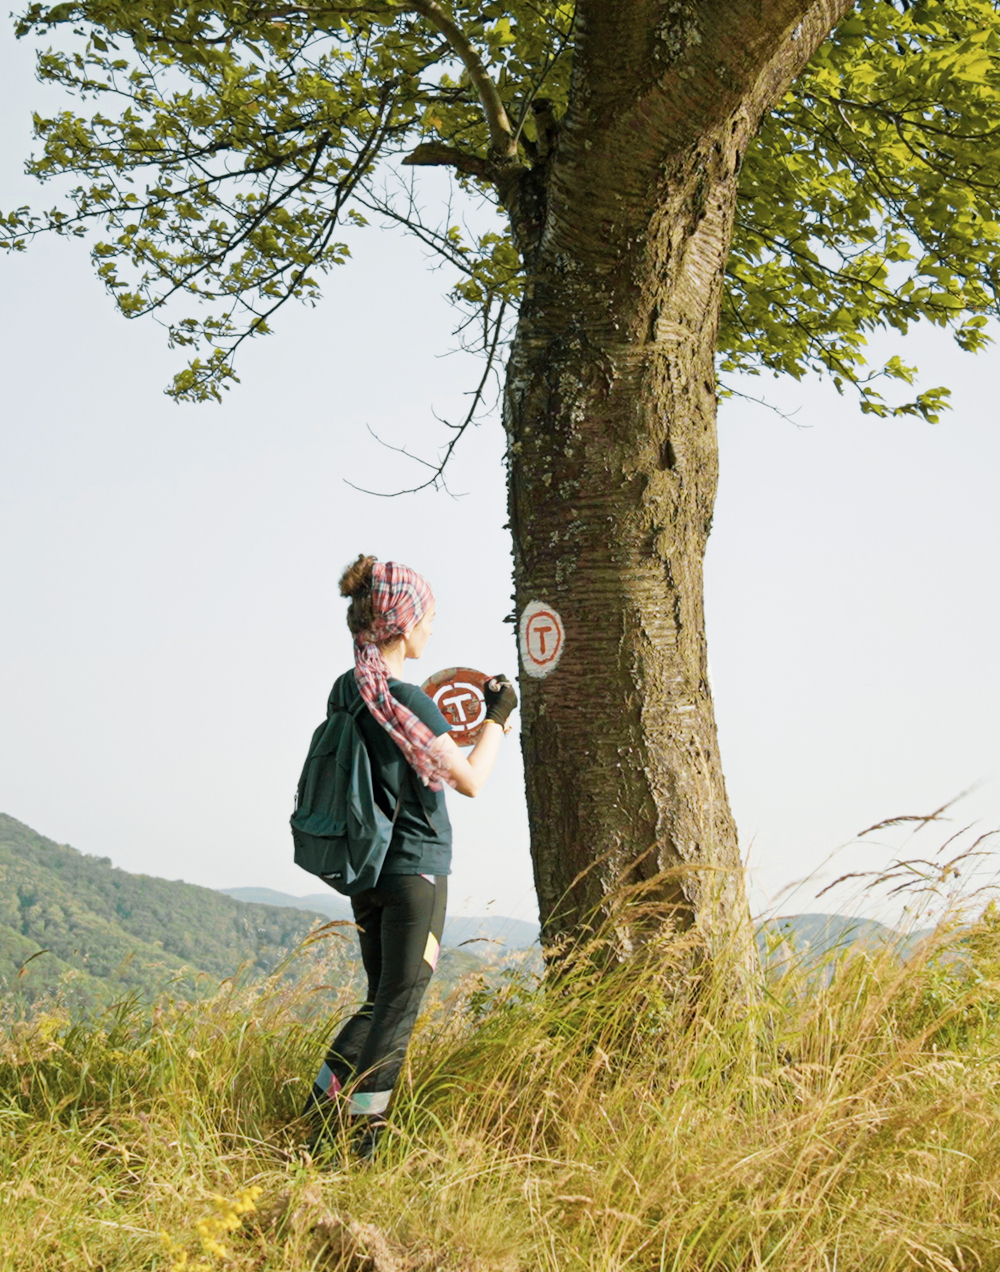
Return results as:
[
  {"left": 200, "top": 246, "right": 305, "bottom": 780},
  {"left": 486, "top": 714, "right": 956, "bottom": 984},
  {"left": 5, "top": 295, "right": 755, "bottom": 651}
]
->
[
  {"left": 348, "top": 1089, "right": 392, "bottom": 1117},
  {"left": 315, "top": 1063, "right": 342, "bottom": 1100},
  {"left": 423, "top": 932, "right": 440, "bottom": 971}
]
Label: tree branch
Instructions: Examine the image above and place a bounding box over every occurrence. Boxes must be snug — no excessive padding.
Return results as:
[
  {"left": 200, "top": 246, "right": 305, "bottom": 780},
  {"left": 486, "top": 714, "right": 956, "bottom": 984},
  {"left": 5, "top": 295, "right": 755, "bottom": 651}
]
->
[
  {"left": 749, "top": 0, "right": 860, "bottom": 129},
  {"left": 401, "top": 140, "right": 500, "bottom": 182},
  {"left": 540, "top": 0, "right": 858, "bottom": 264},
  {"left": 404, "top": 0, "right": 518, "bottom": 162},
  {"left": 345, "top": 297, "right": 508, "bottom": 495},
  {"left": 354, "top": 187, "right": 483, "bottom": 278}
]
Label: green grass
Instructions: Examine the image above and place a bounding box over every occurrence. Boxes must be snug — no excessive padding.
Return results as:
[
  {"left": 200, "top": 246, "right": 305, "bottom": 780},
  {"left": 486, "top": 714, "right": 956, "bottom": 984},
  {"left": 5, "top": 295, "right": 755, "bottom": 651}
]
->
[{"left": 4, "top": 903, "right": 1000, "bottom": 1272}]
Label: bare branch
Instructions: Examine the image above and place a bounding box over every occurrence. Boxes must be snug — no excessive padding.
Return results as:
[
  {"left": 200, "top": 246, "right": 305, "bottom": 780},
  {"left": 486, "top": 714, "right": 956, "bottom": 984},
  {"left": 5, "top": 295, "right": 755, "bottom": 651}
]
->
[
  {"left": 719, "top": 385, "right": 809, "bottom": 429},
  {"left": 345, "top": 297, "right": 508, "bottom": 496},
  {"left": 354, "top": 193, "right": 471, "bottom": 275}
]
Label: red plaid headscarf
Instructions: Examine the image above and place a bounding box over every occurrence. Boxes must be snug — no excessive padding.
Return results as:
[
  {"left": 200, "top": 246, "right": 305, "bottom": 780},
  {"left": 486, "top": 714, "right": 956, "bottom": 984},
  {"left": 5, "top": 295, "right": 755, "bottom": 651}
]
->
[{"left": 354, "top": 560, "right": 451, "bottom": 790}]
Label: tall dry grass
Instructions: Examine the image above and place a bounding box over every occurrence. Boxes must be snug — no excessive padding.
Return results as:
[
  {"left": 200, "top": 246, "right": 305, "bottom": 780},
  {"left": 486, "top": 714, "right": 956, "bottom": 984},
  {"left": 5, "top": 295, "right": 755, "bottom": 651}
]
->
[{"left": 4, "top": 893, "right": 1000, "bottom": 1272}]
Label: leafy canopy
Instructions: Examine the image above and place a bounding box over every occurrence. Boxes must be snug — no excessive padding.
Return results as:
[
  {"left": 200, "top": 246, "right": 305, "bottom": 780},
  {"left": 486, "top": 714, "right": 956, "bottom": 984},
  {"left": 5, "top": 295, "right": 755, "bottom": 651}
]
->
[
  {"left": 726, "top": 0, "right": 1000, "bottom": 420},
  {"left": 4, "top": 0, "right": 1000, "bottom": 422}
]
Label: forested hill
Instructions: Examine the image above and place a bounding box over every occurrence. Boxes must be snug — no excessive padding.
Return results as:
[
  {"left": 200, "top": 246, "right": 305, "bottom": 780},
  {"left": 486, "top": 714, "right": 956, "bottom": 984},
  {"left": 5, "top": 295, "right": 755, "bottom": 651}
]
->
[{"left": 0, "top": 813, "right": 342, "bottom": 1011}]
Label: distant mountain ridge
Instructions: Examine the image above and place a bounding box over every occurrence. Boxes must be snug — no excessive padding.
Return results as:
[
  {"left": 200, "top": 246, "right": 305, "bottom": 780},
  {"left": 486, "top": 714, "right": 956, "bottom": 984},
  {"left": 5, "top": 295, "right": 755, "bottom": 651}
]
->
[
  {"left": 759, "top": 911, "right": 932, "bottom": 965},
  {"left": 220, "top": 886, "right": 542, "bottom": 952},
  {"left": 224, "top": 890, "right": 918, "bottom": 961}
]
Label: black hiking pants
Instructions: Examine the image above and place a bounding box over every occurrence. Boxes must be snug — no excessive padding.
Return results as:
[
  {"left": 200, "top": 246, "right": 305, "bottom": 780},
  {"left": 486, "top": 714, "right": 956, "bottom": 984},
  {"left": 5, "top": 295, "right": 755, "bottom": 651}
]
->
[{"left": 307, "top": 873, "right": 447, "bottom": 1122}]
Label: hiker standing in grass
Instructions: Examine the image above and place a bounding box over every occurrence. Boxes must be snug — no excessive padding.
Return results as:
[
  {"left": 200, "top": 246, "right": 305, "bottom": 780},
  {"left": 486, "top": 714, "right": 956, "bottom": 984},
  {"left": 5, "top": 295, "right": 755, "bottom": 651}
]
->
[{"left": 304, "top": 554, "right": 517, "bottom": 1160}]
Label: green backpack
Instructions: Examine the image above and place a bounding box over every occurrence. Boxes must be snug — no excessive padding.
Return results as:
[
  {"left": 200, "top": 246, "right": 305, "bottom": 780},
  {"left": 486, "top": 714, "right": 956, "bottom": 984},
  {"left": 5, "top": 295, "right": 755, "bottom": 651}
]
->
[{"left": 290, "top": 682, "right": 402, "bottom": 895}]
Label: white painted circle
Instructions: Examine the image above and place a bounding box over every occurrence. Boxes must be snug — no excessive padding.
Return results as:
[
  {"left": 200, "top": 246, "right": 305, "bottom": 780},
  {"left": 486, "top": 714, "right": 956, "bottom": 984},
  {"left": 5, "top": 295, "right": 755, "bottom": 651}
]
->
[
  {"left": 430, "top": 680, "right": 487, "bottom": 731},
  {"left": 519, "top": 600, "right": 565, "bottom": 679}
]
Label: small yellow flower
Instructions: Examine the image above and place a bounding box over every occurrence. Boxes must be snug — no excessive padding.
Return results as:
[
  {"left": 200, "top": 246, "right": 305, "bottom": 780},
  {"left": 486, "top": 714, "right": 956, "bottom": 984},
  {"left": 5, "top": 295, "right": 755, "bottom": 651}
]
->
[{"left": 163, "top": 1186, "right": 261, "bottom": 1269}]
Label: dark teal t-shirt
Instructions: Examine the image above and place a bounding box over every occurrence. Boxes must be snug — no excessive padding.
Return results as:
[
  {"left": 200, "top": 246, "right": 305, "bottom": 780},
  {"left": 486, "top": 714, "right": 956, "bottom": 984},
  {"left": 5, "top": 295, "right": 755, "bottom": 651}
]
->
[{"left": 332, "top": 672, "right": 453, "bottom": 877}]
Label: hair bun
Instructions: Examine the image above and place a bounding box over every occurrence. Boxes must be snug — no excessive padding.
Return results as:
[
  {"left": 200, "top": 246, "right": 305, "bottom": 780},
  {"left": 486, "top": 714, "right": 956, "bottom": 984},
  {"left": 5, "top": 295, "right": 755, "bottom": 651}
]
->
[{"left": 339, "top": 554, "right": 376, "bottom": 598}]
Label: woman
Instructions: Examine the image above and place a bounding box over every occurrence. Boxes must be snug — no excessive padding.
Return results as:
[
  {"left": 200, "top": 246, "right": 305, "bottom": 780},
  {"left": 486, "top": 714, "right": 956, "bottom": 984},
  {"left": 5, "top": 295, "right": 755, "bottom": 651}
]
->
[{"left": 305, "top": 554, "right": 517, "bottom": 1160}]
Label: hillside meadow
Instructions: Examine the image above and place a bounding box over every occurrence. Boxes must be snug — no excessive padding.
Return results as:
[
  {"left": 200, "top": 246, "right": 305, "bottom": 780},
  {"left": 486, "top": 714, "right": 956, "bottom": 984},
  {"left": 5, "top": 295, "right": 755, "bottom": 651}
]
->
[{"left": 3, "top": 883, "right": 1000, "bottom": 1272}]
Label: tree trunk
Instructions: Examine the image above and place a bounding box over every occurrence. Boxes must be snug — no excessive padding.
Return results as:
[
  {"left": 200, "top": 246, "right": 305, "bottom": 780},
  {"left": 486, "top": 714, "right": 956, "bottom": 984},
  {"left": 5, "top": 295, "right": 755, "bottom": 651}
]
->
[
  {"left": 505, "top": 150, "right": 748, "bottom": 963},
  {"left": 503, "top": 0, "right": 854, "bottom": 963}
]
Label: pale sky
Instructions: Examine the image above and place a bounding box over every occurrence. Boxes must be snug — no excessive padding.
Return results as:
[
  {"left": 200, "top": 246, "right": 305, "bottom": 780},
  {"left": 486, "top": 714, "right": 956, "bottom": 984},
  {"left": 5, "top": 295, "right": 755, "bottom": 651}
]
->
[{"left": 3, "top": 21, "right": 999, "bottom": 927}]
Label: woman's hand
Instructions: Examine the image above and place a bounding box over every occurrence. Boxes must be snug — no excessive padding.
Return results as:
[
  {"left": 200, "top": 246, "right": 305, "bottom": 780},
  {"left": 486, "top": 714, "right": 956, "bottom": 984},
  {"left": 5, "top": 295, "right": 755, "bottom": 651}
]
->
[{"left": 483, "top": 674, "right": 518, "bottom": 730}]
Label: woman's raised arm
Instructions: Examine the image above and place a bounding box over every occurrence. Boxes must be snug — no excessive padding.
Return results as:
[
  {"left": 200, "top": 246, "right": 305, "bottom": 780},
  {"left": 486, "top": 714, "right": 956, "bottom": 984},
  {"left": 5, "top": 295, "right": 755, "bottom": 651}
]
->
[{"left": 436, "top": 723, "right": 504, "bottom": 797}]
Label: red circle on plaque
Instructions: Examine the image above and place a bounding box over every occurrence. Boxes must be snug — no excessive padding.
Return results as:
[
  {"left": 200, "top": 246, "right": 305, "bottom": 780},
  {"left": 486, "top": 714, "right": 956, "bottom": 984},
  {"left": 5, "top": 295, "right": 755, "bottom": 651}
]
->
[{"left": 420, "top": 666, "right": 490, "bottom": 748}]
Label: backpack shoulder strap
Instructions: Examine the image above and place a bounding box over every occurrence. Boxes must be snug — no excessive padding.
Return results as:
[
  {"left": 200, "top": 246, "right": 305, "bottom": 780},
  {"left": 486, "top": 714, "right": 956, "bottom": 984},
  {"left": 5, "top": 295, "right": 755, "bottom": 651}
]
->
[
  {"left": 334, "top": 681, "right": 406, "bottom": 824},
  {"left": 331, "top": 675, "right": 434, "bottom": 834}
]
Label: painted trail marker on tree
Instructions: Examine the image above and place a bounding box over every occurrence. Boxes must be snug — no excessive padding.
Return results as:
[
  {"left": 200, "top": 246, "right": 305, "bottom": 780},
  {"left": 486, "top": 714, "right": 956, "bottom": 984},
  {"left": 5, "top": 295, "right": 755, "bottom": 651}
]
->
[{"left": 519, "top": 602, "right": 565, "bottom": 679}]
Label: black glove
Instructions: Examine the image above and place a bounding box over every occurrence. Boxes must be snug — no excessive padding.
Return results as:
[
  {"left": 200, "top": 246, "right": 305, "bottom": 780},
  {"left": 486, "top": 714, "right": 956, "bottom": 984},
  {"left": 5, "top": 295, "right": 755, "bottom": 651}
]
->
[{"left": 483, "top": 674, "right": 518, "bottom": 728}]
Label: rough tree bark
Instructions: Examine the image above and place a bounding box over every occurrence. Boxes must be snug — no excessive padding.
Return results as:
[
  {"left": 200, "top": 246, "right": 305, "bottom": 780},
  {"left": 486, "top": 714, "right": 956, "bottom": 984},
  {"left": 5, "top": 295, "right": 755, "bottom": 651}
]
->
[{"left": 502, "top": 0, "right": 855, "bottom": 959}]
